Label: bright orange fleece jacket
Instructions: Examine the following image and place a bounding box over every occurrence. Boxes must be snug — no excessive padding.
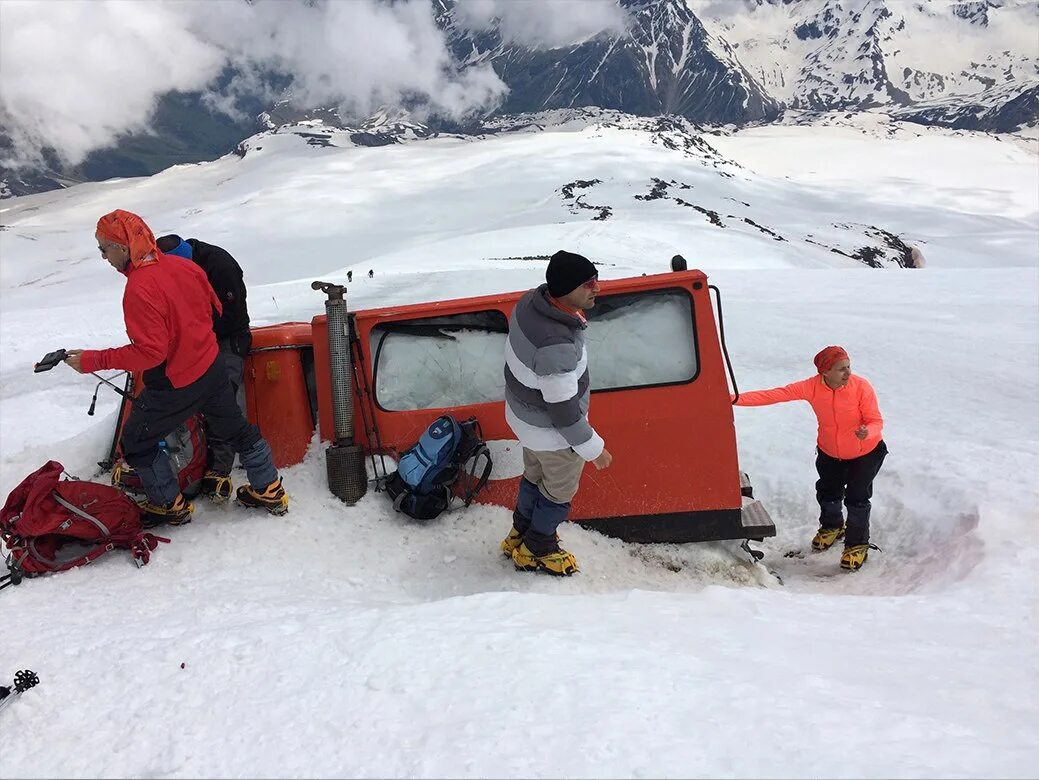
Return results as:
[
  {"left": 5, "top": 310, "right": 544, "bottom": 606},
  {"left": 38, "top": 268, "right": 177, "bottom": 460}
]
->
[{"left": 735, "top": 374, "right": 884, "bottom": 460}]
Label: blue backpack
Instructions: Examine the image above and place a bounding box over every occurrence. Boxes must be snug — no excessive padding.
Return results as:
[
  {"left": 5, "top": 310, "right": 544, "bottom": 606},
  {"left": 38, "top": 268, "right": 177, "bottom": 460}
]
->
[{"left": 383, "top": 415, "right": 492, "bottom": 521}]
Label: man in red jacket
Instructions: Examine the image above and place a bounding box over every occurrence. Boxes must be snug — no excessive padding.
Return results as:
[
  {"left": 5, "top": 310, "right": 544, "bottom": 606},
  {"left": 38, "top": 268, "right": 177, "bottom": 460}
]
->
[{"left": 64, "top": 209, "right": 288, "bottom": 526}]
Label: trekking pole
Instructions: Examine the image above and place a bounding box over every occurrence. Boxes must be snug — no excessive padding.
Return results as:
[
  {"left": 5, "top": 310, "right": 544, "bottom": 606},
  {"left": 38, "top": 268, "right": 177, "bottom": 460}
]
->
[
  {"left": 87, "top": 371, "right": 132, "bottom": 415},
  {"left": 98, "top": 373, "right": 134, "bottom": 472},
  {"left": 0, "top": 670, "right": 39, "bottom": 715},
  {"left": 33, "top": 349, "right": 133, "bottom": 403},
  {"left": 349, "top": 330, "right": 391, "bottom": 489}
]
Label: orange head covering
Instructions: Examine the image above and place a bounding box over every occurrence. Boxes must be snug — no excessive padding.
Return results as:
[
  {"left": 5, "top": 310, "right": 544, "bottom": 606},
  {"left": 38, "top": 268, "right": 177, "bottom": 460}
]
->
[
  {"left": 95, "top": 209, "right": 158, "bottom": 268},
  {"left": 814, "top": 345, "right": 849, "bottom": 374}
]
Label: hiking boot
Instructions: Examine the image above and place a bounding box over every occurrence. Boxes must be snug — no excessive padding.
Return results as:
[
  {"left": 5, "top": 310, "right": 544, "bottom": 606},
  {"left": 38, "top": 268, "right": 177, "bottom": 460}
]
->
[
  {"left": 500, "top": 528, "right": 523, "bottom": 557},
  {"left": 199, "top": 472, "right": 234, "bottom": 502},
  {"left": 512, "top": 542, "right": 578, "bottom": 576},
  {"left": 840, "top": 544, "right": 876, "bottom": 572},
  {"left": 811, "top": 524, "right": 846, "bottom": 552},
  {"left": 500, "top": 528, "right": 560, "bottom": 557},
  {"left": 236, "top": 478, "right": 288, "bottom": 516},
  {"left": 139, "top": 494, "right": 193, "bottom": 528}
]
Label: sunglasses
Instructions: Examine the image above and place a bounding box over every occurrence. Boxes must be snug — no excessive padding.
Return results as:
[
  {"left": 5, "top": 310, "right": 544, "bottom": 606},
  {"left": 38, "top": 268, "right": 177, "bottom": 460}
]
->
[{"left": 581, "top": 278, "right": 599, "bottom": 290}]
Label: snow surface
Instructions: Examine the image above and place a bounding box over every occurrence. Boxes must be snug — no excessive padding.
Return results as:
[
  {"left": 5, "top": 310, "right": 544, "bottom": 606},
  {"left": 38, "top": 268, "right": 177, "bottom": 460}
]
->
[{"left": 0, "top": 113, "right": 1037, "bottom": 778}]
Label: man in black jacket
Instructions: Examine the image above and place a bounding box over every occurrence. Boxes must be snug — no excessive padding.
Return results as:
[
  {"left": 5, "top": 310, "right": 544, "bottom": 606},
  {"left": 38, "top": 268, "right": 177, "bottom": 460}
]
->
[{"left": 157, "top": 234, "right": 253, "bottom": 501}]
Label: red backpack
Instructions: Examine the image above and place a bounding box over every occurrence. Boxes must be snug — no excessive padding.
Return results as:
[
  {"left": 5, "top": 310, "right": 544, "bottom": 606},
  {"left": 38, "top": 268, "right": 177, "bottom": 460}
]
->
[
  {"left": 111, "top": 414, "right": 207, "bottom": 498},
  {"left": 0, "top": 461, "right": 169, "bottom": 589}
]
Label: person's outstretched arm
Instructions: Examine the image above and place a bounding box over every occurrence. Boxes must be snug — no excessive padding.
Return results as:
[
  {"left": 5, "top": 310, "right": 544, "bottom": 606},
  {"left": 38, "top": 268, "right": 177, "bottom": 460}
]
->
[{"left": 733, "top": 377, "right": 814, "bottom": 407}]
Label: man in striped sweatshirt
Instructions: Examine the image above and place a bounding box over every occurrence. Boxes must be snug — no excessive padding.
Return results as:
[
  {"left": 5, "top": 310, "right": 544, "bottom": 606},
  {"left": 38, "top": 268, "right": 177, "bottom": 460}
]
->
[{"left": 500, "top": 250, "right": 613, "bottom": 575}]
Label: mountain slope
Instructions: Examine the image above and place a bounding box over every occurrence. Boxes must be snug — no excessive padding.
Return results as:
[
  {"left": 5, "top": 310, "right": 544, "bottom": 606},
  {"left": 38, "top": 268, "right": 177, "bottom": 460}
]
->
[
  {"left": 437, "top": 0, "right": 780, "bottom": 125},
  {"left": 693, "top": 0, "right": 1039, "bottom": 115},
  {"left": 0, "top": 109, "right": 1036, "bottom": 779},
  {"left": 2, "top": 0, "right": 1035, "bottom": 199}
]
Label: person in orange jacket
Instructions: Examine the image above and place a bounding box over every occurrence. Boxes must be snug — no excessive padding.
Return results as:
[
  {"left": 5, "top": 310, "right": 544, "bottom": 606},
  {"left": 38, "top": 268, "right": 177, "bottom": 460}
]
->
[{"left": 734, "top": 346, "right": 887, "bottom": 571}]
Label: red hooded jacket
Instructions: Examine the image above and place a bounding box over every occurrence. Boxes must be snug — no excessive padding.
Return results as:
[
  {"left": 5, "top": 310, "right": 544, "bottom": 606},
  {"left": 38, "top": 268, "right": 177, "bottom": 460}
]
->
[{"left": 81, "top": 253, "right": 222, "bottom": 389}]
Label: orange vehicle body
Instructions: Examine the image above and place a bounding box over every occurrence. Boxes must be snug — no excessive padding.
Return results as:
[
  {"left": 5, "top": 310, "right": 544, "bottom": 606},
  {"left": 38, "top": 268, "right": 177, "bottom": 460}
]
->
[{"left": 110, "top": 269, "right": 773, "bottom": 543}]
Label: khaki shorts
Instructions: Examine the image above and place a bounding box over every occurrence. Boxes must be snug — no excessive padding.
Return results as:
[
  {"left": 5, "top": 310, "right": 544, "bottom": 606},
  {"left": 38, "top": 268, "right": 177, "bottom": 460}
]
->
[{"left": 522, "top": 447, "right": 586, "bottom": 504}]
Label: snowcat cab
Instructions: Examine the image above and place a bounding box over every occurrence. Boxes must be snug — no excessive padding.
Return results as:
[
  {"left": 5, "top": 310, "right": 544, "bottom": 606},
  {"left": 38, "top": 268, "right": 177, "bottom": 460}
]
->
[{"left": 241, "top": 268, "right": 774, "bottom": 544}]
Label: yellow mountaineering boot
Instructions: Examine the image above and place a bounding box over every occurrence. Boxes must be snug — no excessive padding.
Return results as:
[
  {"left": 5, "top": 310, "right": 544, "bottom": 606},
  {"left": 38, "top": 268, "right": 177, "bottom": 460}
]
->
[
  {"left": 236, "top": 477, "right": 289, "bottom": 516},
  {"left": 139, "top": 494, "right": 193, "bottom": 528},
  {"left": 500, "top": 528, "right": 523, "bottom": 557},
  {"left": 840, "top": 544, "right": 872, "bottom": 572},
  {"left": 512, "top": 542, "right": 579, "bottom": 576},
  {"left": 811, "top": 524, "right": 846, "bottom": 552},
  {"left": 500, "top": 528, "right": 560, "bottom": 557}
]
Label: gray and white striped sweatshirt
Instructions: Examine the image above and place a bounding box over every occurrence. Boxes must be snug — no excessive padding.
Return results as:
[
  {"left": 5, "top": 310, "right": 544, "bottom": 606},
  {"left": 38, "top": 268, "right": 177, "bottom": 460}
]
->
[{"left": 503, "top": 284, "right": 604, "bottom": 460}]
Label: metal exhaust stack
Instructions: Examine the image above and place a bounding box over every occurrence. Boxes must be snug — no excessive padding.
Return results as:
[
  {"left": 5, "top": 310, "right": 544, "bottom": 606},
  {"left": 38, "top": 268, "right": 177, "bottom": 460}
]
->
[{"left": 312, "top": 280, "right": 367, "bottom": 504}]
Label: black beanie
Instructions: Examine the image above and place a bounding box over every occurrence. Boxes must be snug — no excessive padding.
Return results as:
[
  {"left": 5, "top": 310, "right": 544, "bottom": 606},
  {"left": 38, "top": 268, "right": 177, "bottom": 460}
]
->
[{"left": 546, "top": 250, "right": 597, "bottom": 297}]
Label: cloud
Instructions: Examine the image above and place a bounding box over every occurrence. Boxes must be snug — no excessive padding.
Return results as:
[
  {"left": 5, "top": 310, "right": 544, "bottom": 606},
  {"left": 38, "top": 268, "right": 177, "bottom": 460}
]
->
[
  {"left": 454, "top": 0, "right": 629, "bottom": 49},
  {"left": 0, "top": 1, "right": 225, "bottom": 167},
  {"left": 0, "top": 0, "right": 509, "bottom": 168}
]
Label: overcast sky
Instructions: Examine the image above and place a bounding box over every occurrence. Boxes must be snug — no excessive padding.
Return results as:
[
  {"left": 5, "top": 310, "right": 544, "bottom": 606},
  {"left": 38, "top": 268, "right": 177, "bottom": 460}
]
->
[{"left": 0, "top": 0, "right": 629, "bottom": 168}]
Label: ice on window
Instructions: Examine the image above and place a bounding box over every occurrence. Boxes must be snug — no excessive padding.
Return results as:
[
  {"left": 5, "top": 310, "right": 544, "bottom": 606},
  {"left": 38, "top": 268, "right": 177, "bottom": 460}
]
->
[
  {"left": 585, "top": 290, "right": 697, "bottom": 389},
  {"left": 370, "top": 292, "right": 696, "bottom": 411},
  {"left": 372, "top": 312, "right": 508, "bottom": 411}
]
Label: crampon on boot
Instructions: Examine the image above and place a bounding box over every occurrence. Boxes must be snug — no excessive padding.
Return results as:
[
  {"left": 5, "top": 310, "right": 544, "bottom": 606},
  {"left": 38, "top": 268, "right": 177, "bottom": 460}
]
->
[
  {"left": 236, "top": 477, "right": 288, "bottom": 516},
  {"left": 500, "top": 528, "right": 523, "bottom": 557},
  {"left": 512, "top": 542, "right": 578, "bottom": 576},
  {"left": 811, "top": 524, "right": 846, "bottom": 552},
  {"left": 199, "top": 472, "right": 233, "bottom": 502},
  {"left": 840, "top": 543, "right": 880, "bottom": 571},
  {"left": 139, "top": 494, "right": 193, "bottom": 528}
]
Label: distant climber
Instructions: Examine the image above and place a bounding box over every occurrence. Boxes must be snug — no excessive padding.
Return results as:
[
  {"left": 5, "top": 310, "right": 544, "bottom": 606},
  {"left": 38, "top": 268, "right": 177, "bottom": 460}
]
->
[
  {"left": 500, "top": 250, "right": 612, "bottom": 576},
  {"left": 156, "top": 233, "right": 251, "bottom": 501},
  {"left": 732, "top": 346, "right": 886, "bottom": 571},
  {"left": 368, "top": 269, "right": 374, "bottom": 279},
  {"left": 347, "top": 270, "right": 353, "bottom": 283}
]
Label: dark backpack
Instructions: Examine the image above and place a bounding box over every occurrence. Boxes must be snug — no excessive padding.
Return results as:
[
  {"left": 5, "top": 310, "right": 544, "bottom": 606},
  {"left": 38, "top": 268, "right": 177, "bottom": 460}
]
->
[
  {"left": 383, "top": 415, "right": 492, "bottom": 521},
  {"left": 1, "top": 461, "right": 169, "bottom": 589},
  {"left": 111, "top": 414, "right": 207, "bottom": 498}
]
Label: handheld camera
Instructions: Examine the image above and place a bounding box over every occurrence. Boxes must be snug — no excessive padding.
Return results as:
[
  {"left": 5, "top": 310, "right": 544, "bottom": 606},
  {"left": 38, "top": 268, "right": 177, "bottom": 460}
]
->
[{"left": 33, "top": 349, "right": 68, "bottom": 373}]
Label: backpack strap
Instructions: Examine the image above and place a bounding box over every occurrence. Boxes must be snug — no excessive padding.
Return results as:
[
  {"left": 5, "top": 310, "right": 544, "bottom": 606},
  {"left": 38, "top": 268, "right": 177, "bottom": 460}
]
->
[
  {"left": 460, "top": 444, "right": 493, "bottom": 507},
  {"left": 27, "top": 537, "right": 114, "bottom": 572},
  {"left": 128, "top": 533, "right": 170, "bottom": 568},
  {"left": 50, "top": 491, "right": 112, "bottom": 537}
]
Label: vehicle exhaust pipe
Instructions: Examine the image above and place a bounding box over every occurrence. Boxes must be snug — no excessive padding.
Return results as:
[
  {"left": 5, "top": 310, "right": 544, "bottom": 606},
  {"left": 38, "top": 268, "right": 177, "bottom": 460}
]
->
[{"left": 312, "top": 280, "right": 367, "bottom": 504}]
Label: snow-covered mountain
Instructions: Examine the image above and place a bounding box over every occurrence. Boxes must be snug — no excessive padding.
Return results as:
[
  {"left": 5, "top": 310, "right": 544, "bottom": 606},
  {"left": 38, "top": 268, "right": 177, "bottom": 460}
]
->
[
  {"left": 1, "top": 0, "right": 1035, "bottom": 199},
  {"left": 893, "top": 78, "right": 1039, "bottom": 132},
  {"left": 692, "top": 0, "right": 1038, "bottom": 128},
  {"left": 435, "top": 0, "right": 781, "bottom": 125}
]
